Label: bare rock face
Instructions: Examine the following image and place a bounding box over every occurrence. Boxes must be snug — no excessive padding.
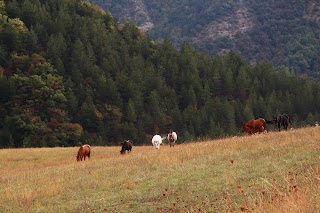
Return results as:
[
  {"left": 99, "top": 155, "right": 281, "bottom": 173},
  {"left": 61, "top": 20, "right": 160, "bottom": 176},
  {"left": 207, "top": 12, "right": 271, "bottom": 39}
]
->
[
  {"left": 305, "top": 1, "right": 320, "bottom": 22},
  {"left": 120, "top": 0, "right": 154, "bottom": 31},
  {"left": 191, "top": 0, "right": 254, "bottom": 43},
  {"left": 122, "top": 0, "right": 254, "bottom": 46}
]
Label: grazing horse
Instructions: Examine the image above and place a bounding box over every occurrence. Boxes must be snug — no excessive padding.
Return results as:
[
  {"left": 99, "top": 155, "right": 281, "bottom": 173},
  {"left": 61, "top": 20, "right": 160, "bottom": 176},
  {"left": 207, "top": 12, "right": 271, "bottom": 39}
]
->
[
  {"left": 120, "top": 140, "right": 133, "bottom": 154},
  {"left": 76, "top": 144, "right": 91, "bottom": 161},
  {"left": 273, "top": 114, "right": 292, "bottom": 131},
  {"left": 242, "top": 118, "right": 272, "bottom": 135},
  {"left": 167, "top": 130, "right": 177, "bottom": 147},
  {"left": 151, "top": 134, "right": 166, "bottom": 149}
]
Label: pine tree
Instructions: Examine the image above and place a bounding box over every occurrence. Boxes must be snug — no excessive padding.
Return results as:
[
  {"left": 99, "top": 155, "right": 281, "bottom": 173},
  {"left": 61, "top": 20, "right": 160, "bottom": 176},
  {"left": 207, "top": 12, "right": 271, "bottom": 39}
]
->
[
  {"left": 47, "top": 33, "right": 67, "bottom": 74},
  {"left": 126, "top": 99, "right": 137, "bottom": 123}
]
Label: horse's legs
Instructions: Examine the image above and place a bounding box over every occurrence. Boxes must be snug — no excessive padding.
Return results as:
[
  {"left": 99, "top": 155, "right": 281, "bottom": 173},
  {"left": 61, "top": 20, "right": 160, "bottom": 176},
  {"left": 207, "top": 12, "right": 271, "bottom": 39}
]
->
[
  {"left": 259, "top": 126, "right": 264, "bottom": 133},
  {"left": 284, "top": 121, "right": 289, "bottom": 130}
]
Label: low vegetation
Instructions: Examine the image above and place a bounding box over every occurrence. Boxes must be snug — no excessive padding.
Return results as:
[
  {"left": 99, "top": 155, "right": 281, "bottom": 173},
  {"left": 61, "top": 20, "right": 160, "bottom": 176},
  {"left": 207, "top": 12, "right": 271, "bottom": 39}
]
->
[{"left": 1, "top": 127, "right": 319, "bottom": 212}]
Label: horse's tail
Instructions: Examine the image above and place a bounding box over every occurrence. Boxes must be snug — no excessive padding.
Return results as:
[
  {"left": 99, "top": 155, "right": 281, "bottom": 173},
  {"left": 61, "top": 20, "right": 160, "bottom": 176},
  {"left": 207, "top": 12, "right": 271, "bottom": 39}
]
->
[{"left": 283, "top": 114, "right": 292, "bottom": 125}]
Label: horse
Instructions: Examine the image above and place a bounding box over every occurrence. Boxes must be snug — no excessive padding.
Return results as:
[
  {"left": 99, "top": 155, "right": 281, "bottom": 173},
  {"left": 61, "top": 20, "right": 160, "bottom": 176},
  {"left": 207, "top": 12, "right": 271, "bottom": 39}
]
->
[
  {"left": 151, "top": 134, "right": 166, "bottom": 149},
  {"left": 167, "top": 130, "right": 177, "bottom": 147},
  {"left": 76, "top": 144, "right": 91, "bottom": 161},
  {"left": 120, "top": 140, "right": 133, "bottom": 154},
  {"left": 273, "top": 114, "right": 292, "bottom": 131},
  {"left": 242, "top": 118, "right": 272, "bottom": 135}
]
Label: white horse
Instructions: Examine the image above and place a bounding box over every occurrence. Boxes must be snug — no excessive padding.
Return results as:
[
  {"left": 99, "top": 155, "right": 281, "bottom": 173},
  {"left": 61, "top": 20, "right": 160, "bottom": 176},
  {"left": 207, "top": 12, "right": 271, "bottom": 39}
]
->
[
  {"left": 151, "top": 134, "right": 166, "bottom": 149},
  {"left": 167, "top": 130, "right": 177, "bottom": 147}
]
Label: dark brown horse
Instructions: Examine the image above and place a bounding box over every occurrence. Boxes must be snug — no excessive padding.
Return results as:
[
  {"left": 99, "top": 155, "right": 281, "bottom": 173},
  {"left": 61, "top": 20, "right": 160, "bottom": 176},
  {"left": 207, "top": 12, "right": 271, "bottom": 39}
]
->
[
  {"left": 76, "top": 144, "right": 91, "bottom": 161},
  {"left": 120, "top": 140, "right": 133, "bottom": 154},
  {"left": 273, "top": 114, "right": 292, "bottom": 131},
  {"left": 242, "top": 118, "right": 272, "bottom": 135}
]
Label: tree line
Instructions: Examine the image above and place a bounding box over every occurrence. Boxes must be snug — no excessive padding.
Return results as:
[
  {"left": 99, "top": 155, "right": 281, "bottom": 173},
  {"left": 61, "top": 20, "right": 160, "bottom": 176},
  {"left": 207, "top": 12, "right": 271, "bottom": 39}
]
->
[{"left": 1, "top": 0, "right": 320, "bottom": 147}]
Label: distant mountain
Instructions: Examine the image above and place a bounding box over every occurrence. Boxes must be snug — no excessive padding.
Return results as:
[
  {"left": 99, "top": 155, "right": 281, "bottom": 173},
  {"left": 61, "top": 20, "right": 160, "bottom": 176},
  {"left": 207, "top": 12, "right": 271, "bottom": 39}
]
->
[{"left": 91, "top": 0, "right": 320, "bottom": 77}]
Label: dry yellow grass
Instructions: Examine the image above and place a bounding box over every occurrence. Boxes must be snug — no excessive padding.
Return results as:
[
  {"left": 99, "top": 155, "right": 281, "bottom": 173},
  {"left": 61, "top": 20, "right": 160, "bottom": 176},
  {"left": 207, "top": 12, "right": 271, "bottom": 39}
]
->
[{"left": 0, "top": 127, "right": 319, "bottom": 212}]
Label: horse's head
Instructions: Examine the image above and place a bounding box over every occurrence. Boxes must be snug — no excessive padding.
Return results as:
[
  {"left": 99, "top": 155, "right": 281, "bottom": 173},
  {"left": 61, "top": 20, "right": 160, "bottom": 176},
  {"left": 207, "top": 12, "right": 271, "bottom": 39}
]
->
[
  {"left": 168, "top": 133, "right": 174, "bottom": 141},
  {"left": 153, "top": 141, "right": 160, "bottom": 149},
  {"left": 273, "top": 116, "right": 278, "bottom": 122},
  {"left": 274, "top": 115, "right": 285, "bottom": 123},
  {"left": 126, "top": 140, "right": 133, "bottom": 145}
]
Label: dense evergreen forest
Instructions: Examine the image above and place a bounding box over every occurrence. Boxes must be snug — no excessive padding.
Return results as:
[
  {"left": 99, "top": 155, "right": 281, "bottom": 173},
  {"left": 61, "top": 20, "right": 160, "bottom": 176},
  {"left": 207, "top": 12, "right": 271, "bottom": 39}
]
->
[
  {"left": 1, "top": 0, "right": 320, "bottom": 148},
  {"left": 91, "top": 0, "right": 320, "bottom": 77}
]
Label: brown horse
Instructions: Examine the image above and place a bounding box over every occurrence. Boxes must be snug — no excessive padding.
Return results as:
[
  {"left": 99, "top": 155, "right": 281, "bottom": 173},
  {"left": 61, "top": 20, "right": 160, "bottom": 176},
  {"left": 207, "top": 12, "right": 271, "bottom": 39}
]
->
[
  {"left": 76, "top": 144, "right": 91, "bottom": 161},
  {"left": 242, "top": 118, "right": 271, "bottom": 135}
]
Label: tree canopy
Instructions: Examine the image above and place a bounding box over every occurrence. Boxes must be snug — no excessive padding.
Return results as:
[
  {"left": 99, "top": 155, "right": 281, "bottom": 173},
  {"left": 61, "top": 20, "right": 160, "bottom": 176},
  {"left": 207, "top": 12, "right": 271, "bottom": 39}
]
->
[{"left": 1, "top": 0, "right": 320, "bottom": 147}]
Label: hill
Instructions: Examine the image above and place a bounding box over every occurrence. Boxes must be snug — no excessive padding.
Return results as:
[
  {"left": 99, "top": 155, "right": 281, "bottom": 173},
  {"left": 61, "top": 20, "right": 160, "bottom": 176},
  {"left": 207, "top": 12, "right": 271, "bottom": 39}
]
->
[
  {"left": 91, "top": 0, "right": 320, "bottom": 77},
  {"left": 1, "top": 127, "right": 319, "bottom": 212},
  {"left": 1, "top": 0, "right": 320, "bottom": 147}
]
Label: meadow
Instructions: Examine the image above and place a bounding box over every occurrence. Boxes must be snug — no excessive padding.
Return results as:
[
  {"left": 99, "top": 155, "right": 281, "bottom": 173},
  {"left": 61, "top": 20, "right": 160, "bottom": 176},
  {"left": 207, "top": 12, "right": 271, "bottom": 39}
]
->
[{"left": 0, "top": 127, "right": 319, "bottom": 213}]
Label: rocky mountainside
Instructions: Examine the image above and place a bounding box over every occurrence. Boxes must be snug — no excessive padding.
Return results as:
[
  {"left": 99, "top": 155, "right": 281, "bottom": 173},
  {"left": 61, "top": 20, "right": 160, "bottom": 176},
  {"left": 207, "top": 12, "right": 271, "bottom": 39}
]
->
[
  {"left": 91, "top": 0, "right": 320, "bottom": 77},
  {"left": 191, "top": 0, "right": 253, "bottom": 43}
]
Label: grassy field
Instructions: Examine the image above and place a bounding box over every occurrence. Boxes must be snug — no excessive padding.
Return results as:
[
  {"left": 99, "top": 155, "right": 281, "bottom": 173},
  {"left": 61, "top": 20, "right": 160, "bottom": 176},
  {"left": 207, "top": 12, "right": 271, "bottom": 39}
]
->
[{"left": 0, "top": 127, "right": 319, "bottom": 213}]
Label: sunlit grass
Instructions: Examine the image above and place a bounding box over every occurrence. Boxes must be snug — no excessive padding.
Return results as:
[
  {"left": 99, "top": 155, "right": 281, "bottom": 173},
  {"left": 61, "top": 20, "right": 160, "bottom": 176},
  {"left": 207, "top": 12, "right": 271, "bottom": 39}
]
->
[{"left": 0, "top": 127, "right": 319, "bottom": 212}]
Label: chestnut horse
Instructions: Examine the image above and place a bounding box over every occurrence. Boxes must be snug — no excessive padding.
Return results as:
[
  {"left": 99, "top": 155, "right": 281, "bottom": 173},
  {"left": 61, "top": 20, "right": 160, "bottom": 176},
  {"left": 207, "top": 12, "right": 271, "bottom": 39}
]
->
[
  {"left": 242, "top": 118, "right": 272, "bottom": 135},
  {"left": 76, "top": 144, "right": 91, "bottom": 161}
]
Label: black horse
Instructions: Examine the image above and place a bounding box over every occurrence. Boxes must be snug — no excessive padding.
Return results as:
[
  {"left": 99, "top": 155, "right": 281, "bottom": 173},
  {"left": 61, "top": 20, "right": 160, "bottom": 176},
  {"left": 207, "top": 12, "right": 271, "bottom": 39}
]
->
[{"left": 273, "top": 114, "right": 292, "bottom": 131}]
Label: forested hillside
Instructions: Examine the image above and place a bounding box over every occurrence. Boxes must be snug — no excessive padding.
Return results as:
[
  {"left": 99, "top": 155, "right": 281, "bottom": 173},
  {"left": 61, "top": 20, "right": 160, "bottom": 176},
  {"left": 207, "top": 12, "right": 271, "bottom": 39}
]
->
[
  {"left": 92, "top": 0, "right": 320, "bottom": 77},
  {"left": 1, "top": 0, "right": 320, "bottom": 148}
]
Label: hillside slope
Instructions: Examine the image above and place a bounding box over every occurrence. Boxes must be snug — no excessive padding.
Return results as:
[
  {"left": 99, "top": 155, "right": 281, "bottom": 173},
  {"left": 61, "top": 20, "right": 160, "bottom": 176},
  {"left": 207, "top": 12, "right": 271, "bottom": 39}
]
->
[{"left": 91, "top": 0, "right": 320, "bottom": 77}]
